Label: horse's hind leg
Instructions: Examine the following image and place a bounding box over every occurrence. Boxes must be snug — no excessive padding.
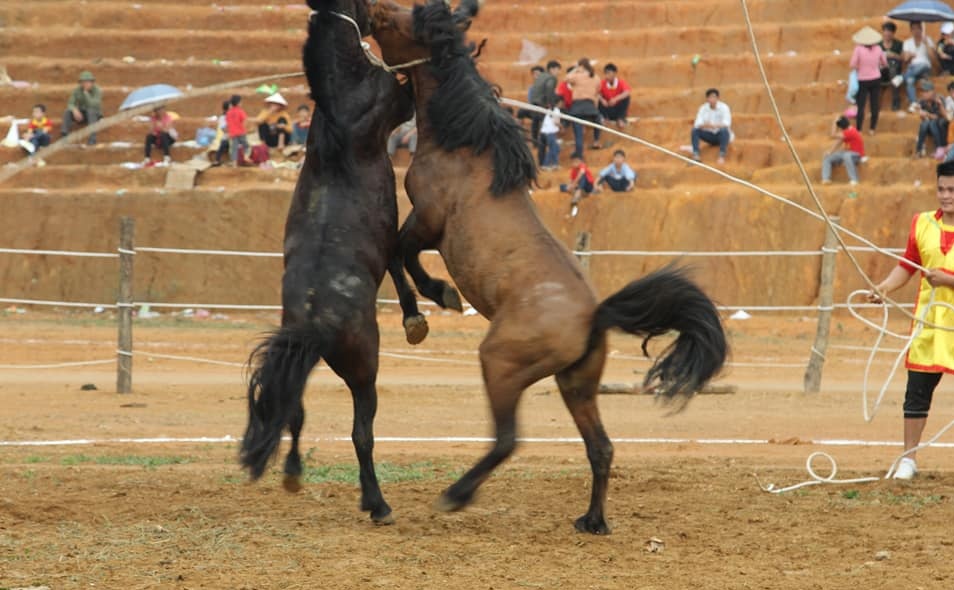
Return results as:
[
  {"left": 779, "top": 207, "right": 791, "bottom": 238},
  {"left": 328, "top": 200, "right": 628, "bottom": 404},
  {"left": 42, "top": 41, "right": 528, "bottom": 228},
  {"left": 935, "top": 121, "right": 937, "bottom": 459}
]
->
[
  {"left": 399, "top": 211, "right": 463, "bottom": 312},
  {"left": 348, "top": 376, "right": 393, "bottom": 524},
  {"left": 555, "top": 338, "right": 613, "bottom": 535},
  {"left": 387, "top": 253, "right": 429, "bottom": 345},
  {"left": 282, "top": 402, "right": 305, "bottom": 493}
]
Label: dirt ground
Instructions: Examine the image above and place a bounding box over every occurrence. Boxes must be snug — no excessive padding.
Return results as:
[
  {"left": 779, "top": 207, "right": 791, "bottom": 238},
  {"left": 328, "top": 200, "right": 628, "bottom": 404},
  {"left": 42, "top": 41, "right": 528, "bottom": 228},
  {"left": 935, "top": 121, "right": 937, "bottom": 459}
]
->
[{"left": 1, "top": 312, "right": 953, "bottom": 589}]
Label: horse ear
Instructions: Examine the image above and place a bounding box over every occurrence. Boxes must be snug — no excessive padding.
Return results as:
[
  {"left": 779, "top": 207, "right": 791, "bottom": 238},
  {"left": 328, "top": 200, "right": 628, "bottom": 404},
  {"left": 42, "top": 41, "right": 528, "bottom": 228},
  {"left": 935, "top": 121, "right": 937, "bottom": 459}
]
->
[{"left": 451, "top": 0, "right": 480, "bottom": 29}]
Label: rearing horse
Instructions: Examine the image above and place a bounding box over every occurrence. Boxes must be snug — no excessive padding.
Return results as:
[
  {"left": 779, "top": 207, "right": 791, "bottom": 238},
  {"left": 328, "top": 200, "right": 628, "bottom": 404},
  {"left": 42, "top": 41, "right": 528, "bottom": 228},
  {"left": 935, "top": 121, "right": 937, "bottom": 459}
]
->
[
  {"left": 240, "top": 0, "right": 425, "bottom": 525},
  {"left": 370, "top": 0, "right": 728, "bottom": 534}
]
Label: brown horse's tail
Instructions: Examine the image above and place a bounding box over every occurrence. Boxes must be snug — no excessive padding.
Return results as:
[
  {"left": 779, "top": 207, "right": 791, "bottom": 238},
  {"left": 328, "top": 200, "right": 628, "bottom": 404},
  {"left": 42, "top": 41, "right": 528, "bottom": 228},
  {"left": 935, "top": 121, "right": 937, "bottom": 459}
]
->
[
  {"left": 240, "top": 325, "right": 326, "bottom": 479},
  {"left": 589, "top": 264, "right": 727, "bottom": 401}
]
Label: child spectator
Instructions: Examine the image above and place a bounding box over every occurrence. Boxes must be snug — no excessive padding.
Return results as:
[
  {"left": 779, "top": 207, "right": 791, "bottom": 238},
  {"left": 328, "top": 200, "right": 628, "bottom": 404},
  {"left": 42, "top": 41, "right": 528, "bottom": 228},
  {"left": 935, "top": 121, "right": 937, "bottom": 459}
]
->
[
  {"left": 690, "top": 88, "right": 733, "bottom": 165},
  {"left": 61, "top": 71, "right": 102, "bottom": 146},
  {"left": 938, "top": 22, "right": 954, "bottom": 74},
  {"left": 388, "top": 117, "right": 417, "bottom": 158},
  {"left": 538, "top": 103, "right": 562, "bottom": 170},
  {"left": 20, "top": 104, "right": 53, "bottom": 155},
  {"left": 256, "top": 93, "right": 291, "bottom": 150},
  {"left": 143, "top": 106, "right": 177, "bottom": 166},
  {"left": 212, "top": 100, "right": 231, "bottom": 166},
  {"left": 821, "top": 116, "right": 865, "bottom": 185},
  {"left": 226, "top": 94, "right": 249, "bottom": 166},
  {"left": 565, "top": 58, "right": 602, "bottom": 156},
  {"left": 599, "top": 63, "right": 632, "bottom": 129},
  {"left": 560, "top": 154, "right": 595, "bottom": 217},
  {"left": 596, "top": 150, "right": 636, "bottom": 192},
  {"left": 291, "top": 104, "right": 311, "bottom": 145},
  {"left": 914, "top": 81, "right": 948, "bottom": 158},
  {"left": 880, "top": 22, "right": 904, "bottom": 111}
]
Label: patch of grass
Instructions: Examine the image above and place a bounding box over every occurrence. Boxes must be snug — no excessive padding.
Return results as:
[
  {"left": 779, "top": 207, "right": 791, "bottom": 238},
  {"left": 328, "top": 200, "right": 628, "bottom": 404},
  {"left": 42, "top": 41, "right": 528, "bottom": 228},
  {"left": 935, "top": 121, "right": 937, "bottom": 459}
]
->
[
  {"left": 842, "top": 489, "right": 861, "bottom": 500},
  {"left": 20, "top": 469, "right": 36, "bottom": 481},
  {"left": 24, "top": 455, "right": 48, "bottom": 464},
  {"left": 59, "top": 454, "right": 191, "bottom": 468},
  {"left": 301, "top": 461, "right": 460, "bottom": 485},
  {"left": 876, "top": 490, "right": 944, "bottom": 509}
]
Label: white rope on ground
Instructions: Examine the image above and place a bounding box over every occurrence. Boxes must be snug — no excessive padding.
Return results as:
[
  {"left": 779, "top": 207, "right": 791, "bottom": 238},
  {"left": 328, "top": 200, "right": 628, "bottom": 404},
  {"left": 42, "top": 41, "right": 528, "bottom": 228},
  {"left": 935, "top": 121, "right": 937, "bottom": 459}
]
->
[
  {"left": 574, "top": 249, "right": 823, "bottom": 257},
  {"left": 0, "top": 248, "right": 118, "bottom": 258},
  {"left": 3, "top": 435, "right": 954, "bottom": 448},
  {"left": 755, "top": 452, "right": 880, "bottom": 493},
  {"left": 379, "top": 351, "right": 480, "bottom": 366}
]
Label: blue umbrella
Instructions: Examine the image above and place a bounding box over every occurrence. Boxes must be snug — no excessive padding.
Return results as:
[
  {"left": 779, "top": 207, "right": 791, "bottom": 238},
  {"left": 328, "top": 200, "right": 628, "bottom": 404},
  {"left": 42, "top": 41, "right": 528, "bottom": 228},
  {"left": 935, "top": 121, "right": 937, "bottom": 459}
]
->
[
  {"left": 887, "top": 0, "right": 954, "bottom": 22},
  {"left": 119, "top": 84, "right": 184, "bottom": 111}
]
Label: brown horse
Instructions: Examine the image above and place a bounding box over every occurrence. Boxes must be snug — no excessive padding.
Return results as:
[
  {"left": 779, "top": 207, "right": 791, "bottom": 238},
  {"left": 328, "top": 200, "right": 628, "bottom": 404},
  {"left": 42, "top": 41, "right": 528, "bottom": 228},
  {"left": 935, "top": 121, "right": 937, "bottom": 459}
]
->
[{"left": 370, "top": 0, "right": 728, "bottom": 534}]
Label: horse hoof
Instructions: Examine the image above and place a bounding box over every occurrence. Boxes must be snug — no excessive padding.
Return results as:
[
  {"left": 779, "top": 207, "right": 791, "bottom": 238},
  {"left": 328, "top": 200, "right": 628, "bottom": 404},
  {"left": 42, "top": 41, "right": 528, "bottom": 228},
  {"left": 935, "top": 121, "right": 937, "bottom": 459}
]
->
[
  {"left": 372, "top": 512, "right": 396, "bottom": 526},
  {"left": 441, "top": 284, "right": 464, "bottom": 312},
  {"left": 403, "top": 315, "right": 429, "bottom": 345},
  {"left": 282, "top": 474, "right": 303, "bottom": 494},
  {"left": 434, "top": 492, "right": 467, "bottom": 512},
  {"left": 574, "top": 515, "right": 611, "bottom": 535}
]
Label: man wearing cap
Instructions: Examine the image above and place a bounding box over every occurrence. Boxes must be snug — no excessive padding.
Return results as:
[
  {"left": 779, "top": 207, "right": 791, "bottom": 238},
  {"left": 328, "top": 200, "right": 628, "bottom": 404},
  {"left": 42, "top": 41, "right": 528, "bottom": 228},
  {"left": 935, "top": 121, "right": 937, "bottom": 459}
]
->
[
  {"left": 902, "top": 22, "right": 936, "bottom": 112},
  {"left": 62, "top": 71, "right": 102, "bottom": 145},
  {"left": 850, "top": 26, "right": 887, "bottom": 135},
  {"left": 255, "top": 93, "right": 291, "bottom": 150}
]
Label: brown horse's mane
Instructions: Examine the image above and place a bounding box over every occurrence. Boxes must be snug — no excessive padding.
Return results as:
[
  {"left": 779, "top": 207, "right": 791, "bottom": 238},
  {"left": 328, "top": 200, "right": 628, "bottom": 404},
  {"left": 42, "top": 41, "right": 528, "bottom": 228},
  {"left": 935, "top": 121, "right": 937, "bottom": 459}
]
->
[{"left": 412, "top": 1, "right": 537, "bottom": 196}]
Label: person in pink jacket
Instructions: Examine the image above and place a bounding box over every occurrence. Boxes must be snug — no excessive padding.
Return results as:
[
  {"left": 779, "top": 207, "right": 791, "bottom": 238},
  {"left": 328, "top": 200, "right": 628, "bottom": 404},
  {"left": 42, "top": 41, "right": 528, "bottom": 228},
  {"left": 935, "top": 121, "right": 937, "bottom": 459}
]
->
[{"left": 850, "top": 26, "right": 888, "bottom": 135}]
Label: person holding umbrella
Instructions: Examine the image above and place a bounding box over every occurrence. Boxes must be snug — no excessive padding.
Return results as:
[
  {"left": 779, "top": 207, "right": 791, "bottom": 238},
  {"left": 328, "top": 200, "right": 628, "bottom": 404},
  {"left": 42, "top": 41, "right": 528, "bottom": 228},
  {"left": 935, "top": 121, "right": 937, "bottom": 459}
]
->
[
  {"left": 850, "top": 26, "right": 888, "bottom": 135},
  {"left": 61, "top": 71, "right": 102, "bottom": 146},
  {"left": 142, "top": 105, "right": 177, "bottom": 167}
]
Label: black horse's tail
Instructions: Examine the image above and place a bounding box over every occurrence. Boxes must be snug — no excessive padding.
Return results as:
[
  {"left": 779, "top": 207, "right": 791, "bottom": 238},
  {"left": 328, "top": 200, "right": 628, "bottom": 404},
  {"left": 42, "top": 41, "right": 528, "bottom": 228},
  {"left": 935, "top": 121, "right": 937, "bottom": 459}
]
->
[
  {"left": 588, "top": 265, "right": 727, "bottom": 401},
  {"left": 240, "top": 325, "right": 327, "bottom": 479}
]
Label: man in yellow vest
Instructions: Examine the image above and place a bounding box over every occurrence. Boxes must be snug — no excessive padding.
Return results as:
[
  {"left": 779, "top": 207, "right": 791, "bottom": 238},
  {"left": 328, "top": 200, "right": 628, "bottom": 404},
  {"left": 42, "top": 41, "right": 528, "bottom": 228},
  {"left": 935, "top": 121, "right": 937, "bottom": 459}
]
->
[{"left": 869, "top": 160, "right": 954, "bottom": 480}]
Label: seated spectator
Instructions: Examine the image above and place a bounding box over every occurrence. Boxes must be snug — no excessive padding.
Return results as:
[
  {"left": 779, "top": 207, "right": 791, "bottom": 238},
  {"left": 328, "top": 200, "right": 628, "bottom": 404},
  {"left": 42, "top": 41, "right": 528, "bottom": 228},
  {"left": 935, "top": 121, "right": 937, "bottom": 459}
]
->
[
  {"left": 938, "top": 22, "right": 954, "bottom": 74},
  {"left": 61, "top": 71, "right": 102, "bottom": 146},
  {"left": 560, "top": 154, "right": 595, "bottom": 218},
  {"left": 388, "top": 117, "right": 417, "bottom": 158},
  {"left": 596, "top": 149, "right": 636, "bottom": 192},
  {"left": 538, "top": 102, "right": 562, "bottom": 170},
  {"left": 690, "top": 88, "right": 733, "bottom": 165},
  {"left": 256, "top": 93, "right": 291, "bottom": 150},
  {"left": 226, "top": 94, "right": 249, "bottom": 167},
  {"left": 143, "top": 106, "right": 177, "bottom": 166},
  {"left": 291, "top": 104, "right": 311, "bottom": 145},
  {"left": 914, "top": 81, "right": 948, "bottom": 158},
  {"left": 566, "top": 58, "right": 603, "bottom": 157},
  {"left": 903, "top": 21, "right": 936, "bottom": 112},
  {"left": 598, "top": 63, "right": 632, "bottom": 129},
  {"left": 19, "top": 104, "right": 52, "bottom": 155},
  {"left": 821, "top": 116, "right": 864, "bottom": 186},
  {"left": 880, "top": 21, "right": 904, "bottom": 111}
]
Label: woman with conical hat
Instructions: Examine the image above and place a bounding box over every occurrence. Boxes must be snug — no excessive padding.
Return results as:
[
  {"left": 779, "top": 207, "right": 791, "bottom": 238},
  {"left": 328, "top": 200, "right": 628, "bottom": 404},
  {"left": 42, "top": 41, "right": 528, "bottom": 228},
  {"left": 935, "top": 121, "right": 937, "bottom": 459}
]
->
[{"left": 850, "top": 25, "right": 887, "bottom": 136}]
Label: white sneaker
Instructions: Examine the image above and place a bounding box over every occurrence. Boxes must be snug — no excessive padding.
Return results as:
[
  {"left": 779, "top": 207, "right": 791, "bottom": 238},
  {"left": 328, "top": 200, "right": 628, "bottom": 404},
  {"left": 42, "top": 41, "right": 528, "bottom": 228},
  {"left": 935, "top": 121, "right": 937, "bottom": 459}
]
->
[
  {"left": 849, "top": 180, "right": 858, "bottom": 186},
  {"left": 570, "top": 205, "right": 578, "bottom": 217},
  {"left": 893, "top": 457, "right": 918, "bottom": 480}
]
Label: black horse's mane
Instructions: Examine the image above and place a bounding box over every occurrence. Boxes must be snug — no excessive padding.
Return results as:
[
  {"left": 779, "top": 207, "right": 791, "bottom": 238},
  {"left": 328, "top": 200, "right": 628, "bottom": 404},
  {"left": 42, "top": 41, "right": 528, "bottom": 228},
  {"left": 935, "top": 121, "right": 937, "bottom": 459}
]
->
[{"left": 412, "top": 1, "right": 537, "bottom": 196}]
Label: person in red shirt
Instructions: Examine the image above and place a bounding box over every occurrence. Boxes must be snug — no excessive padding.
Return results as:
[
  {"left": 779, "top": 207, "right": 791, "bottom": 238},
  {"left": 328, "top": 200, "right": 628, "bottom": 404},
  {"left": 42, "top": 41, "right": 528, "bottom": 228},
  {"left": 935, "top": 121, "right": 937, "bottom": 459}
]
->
[
  {"left": 225, "top": 94, "right": 249, "bottom": 166},
  {"left": 821, "top": 116, "right": 865, "bottom": 185},
  {"left": 560, "top": 154, "right": 596, "bottom": 217},
  {"left": 21, "top": 104, "right": 53, "bottom": 154},
  {"left": 598, "top": 63, "right": 632, "bottom": 129}
]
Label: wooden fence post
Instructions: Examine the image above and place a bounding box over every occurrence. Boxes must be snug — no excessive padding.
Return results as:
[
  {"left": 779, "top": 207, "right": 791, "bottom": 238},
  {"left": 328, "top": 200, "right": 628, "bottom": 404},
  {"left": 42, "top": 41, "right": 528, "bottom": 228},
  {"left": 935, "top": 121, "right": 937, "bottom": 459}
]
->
[
  {"left": 575, "top": 231, "right": 591, "bottom": 273},
  {"left": 117, "top": 217, "right": 134, "bottom": 394},
  {"left": 803, "top": 216, "right": 839, "bottom": 393}
]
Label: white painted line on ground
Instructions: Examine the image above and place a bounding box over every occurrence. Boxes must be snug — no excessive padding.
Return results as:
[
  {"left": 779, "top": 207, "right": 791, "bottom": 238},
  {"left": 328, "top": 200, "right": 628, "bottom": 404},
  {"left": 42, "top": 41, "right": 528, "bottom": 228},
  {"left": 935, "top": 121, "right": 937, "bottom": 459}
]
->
[{"left": 0, "top": 436, "right": 950, "bottom": 448}]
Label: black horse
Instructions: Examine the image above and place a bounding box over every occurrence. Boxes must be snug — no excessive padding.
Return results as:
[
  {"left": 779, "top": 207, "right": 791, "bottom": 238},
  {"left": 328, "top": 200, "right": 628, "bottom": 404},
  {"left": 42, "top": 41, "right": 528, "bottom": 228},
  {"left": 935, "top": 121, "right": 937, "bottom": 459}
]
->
[{"left": 240, "top": 0, "right": 424, "bottom": 525}]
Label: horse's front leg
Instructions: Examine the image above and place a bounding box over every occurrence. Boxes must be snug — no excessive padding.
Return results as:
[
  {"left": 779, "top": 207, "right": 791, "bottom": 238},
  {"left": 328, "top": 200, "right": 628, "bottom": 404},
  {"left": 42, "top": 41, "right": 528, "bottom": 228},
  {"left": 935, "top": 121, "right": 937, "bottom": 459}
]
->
[
  {"left": 387, "top": 253, "right": 429, "bottom": 345},
  {"left": 399, "top": 210, "right": 463, "bottom": 312}
]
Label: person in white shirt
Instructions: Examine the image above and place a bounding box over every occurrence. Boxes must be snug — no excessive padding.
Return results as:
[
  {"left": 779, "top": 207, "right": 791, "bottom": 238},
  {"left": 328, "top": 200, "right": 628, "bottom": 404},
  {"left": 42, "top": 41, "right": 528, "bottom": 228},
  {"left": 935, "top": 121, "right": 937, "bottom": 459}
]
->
[
  {"left": 539, "top": 104, "right": 562, "bottom": 170},
  {"left": 691, "top": 88, "right": 732, "bottom": 165},
  {"left": 903, "top": 21, "right": 936, "bottom": 110}
]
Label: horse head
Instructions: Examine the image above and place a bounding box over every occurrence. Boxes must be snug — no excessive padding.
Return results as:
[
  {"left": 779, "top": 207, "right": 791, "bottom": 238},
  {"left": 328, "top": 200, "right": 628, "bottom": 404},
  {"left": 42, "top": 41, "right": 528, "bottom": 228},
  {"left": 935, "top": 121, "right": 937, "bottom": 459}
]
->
[{"left": 369, "top": 0, "right": 481, "bottom": 67}]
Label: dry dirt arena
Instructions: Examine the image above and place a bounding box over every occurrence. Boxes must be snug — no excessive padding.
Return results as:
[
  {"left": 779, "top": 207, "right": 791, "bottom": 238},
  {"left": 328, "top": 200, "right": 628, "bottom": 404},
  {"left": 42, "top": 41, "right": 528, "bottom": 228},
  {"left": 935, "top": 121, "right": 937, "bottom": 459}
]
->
[{"left": 1, "top": 311, "right": 953, "bottom": 589}]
